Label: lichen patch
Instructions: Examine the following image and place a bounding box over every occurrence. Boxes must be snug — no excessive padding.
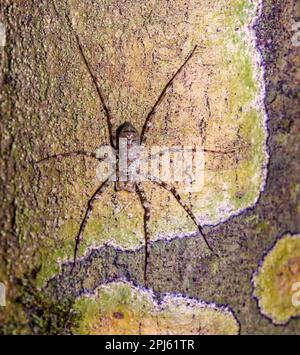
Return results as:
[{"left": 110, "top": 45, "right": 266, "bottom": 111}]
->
[{"left": 72, "top": 281, "right": 240, "bottom": 335}]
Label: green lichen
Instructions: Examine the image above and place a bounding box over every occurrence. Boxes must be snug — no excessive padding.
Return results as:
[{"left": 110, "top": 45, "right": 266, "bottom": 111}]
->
[
  {"left": 253, "top": 234, "right": 300, "bottom": 325},
  {"left": 72, "top": 281, "right": 240, "bottom": 335}
]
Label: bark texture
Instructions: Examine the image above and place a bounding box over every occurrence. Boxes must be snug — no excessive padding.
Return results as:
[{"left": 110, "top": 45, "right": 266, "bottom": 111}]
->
[{"left": 0, "top": 0, "right": 299, "bottom": 334}]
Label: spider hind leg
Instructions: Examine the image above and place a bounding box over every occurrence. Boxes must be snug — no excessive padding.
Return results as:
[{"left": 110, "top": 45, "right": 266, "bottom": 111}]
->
[
  {"left": 147, "top": 176, "right": 218, "bottom": 257},
  {"left": 136, "top": 183, "right": 151, "bottom": 287}
]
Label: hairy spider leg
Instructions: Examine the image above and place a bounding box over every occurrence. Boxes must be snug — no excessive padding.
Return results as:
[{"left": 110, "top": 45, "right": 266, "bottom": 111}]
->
[
  {"left": 73, "top": 178, "right": 112, "bottom": 266},
  {"left": 52, "top": 0, "right": 115, "bottom": 148},
  {"left": 144, "top": 147, "right": 237, "bottom": 163},
  {"left": 36, "top": 151, "right": 99, "bottom": 165},
  {"left": 146, "top": 175, "right": 218, "bottom": 257},
  {"left": 141, "top": 45, "right": 198, "bottom": 145},
  {"left": 136, "top": 183, "right": 151, "bottom": 287}
]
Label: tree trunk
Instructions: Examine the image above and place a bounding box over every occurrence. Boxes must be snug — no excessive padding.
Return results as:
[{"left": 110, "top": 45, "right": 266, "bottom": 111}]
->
[{"left": 0, "top": 0, "right": 299, "bottom": 334}]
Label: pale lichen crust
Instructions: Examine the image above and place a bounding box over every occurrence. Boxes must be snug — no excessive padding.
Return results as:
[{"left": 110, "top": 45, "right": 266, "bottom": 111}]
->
[
  {"left": 253, "top": 234, "right": 300, "bottom": 325},
  {"left": 72, "top": 281, "right": 240, "bottom": 335}
]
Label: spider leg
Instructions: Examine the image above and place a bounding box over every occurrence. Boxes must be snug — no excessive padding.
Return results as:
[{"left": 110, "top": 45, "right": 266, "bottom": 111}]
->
[
  {"left": 145, "top": 147, "right": 236, "bottom": 162},
  {"left": 136, "top": 183, "right": 151, "bottom": 287},
  {"left": 35, "top": 150, "right": 100, "bottom": 165},
  {"left": 146, "top": 175, "right": 218, "bottom": 256},
  {"left": 73, "top": 178, "right": 111, "bottom": 267},
  {"left": 52, "top": 0, "right": 115, "bottom": 148},
  {"left": 141, "top": 45, "right": 198, "bottom": 145}
]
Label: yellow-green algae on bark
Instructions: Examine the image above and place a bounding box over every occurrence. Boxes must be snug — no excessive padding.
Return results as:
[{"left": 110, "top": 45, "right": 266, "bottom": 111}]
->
[
  {"left": 72, "top": 281, "right": 240, "bottom": 335},
  {"left": 34, "top": 0, "right": 268, "bottom": 286},
  {"left": 253, "top": 234, "right": 300, "bottom": 325}
]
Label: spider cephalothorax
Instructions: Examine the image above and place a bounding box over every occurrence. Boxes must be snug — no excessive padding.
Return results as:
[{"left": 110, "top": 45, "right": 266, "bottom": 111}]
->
[{"left": 37, "top": 4, "right": 235, "bottom": 286}]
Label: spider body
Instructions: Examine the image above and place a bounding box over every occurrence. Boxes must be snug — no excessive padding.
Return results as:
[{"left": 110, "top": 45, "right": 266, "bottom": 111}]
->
[{"left": 116, "top": 122, "right": 140, "bottom": 193}]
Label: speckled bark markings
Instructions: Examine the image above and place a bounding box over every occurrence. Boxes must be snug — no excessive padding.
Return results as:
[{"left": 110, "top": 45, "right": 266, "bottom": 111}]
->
[{"left": 0, "top": 1, "right": 48, "bottom": 333}]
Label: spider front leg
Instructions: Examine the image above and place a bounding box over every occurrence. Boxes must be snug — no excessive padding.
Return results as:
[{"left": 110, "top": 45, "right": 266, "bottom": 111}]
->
[
  {"left": 141, "top": 45, "right": 198, "bottom": 145},
  {"left": 35, "top": 143, "right": 113, "bottom": 166},
  {"left": 55, "top": 0, "right": 116, "bottom": 148},
  {"left": 136, "top": 183, "right": 151, "bottom": 287},
  {"left": 146, "top": 175, "right": 218, "bottom": 257},
  {"left": 36, "top": 150, "right": 99, "bottom": 164},
  {"left": 73, "top": 178, "right": 111, "bottom": 266}
]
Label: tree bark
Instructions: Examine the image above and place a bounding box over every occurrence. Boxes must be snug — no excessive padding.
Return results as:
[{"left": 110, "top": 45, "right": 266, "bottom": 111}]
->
[{"left": 0, "top": 0, "right": 299, "bottom": 334}]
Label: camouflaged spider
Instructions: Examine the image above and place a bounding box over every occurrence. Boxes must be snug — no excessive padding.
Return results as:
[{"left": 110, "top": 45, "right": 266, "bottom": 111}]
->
[{"left": 37, "top": 7, "right": 233, "bottom": 286}]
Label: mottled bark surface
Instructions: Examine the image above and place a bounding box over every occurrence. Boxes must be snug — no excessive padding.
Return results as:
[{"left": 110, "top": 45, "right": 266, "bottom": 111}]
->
[{"left": 0, "top": 0, "right": 299, "bottom": 334}]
